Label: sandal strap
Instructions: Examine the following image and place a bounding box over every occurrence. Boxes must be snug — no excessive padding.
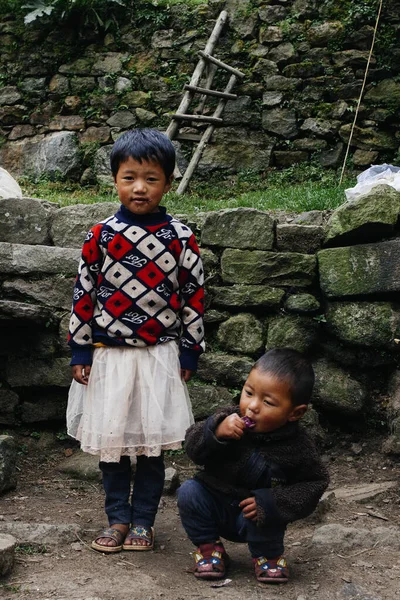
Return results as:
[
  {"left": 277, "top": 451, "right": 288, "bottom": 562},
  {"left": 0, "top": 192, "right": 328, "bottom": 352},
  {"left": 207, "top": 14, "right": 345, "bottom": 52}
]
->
[
  {"left": 254, "top": 556, "right": 289, "bottom": 578},
  {"left": 194, "top": 542, "right": 226, "bottom": 571},
  {"left": 126, "top": 525, "right": 153, "bottom": 544},
  {"left": 95, "top": 527, "right": 125, "bottom": 544}
]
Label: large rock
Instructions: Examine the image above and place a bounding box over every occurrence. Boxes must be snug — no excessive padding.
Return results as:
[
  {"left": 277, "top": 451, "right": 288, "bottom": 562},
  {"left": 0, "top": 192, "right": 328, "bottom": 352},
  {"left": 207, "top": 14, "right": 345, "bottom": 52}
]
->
[
  {"left": 7, "top": 356, "right": 71, "bottom": 388},
  {"left": 321, "top": 337, "right": 396, "bottom": 369},
  {"left": 93, "top": 144, "right": 113, "bottom": 185},
  {"left": 217, "top": 313, "right": 264, "bottom": 355},
  {"left": 382, "top": 370, "right": 400, "bottom": 456},
  {"left": 300, "top": 118, "right": 340, "bottom": 137},
  {"left": 0, "top": 85, "right": 22, "bottom": 105},
  {"left": 266, "top": 315, "right": 319, "bottom": 353},
  {"left": 188, "top": 383, "right": 234, "bottom": 420},
  {"left": 1, "top": 325, "right": 59, "bottom": 360},
  {"left": 0, "top": 533, "right": 16, "bottom": 577},
  {"left": 0, "top": 300, "right": 57, "bottom": 325},
  {"left": 318, "top": 239, "right": 400, "bottom": 297},
  {"left": 3, "top": 276, "right": 75, "bottom": 311},
  {"left": 21, "top": 400, "right": 67, "bottom": 423},
  {"left": 210, "top": 285, "right": 284, "bottom": 309},
  {"left": 50, "top": 202, "right": 118, "bottom": 248},
  {"left": 339, "top": 124, "right": 397, "bottom": 150},
  {"left": 0, "top": 436, "right": 17, "bottom": 494},
  {"left": 364, "top": 78, "right": 400, "bottom": 109},
  {"left": 325, "top": 185, "right": 400, "bottom": 246},
  {"left": 0, "top": 390, "right": 19, "bottom": 425},
  {"left": 0, "top": 132, "right": 81, "bottom": 180},
  {"left": 198, "top": 127, "right": 275, "bottom": 172},
  {"left": 262, "top": 108, "right": 298, "bottom": 138},
  {"left": 284, "top": 293, "right": 320, "bottom": 314},
  {"left": 221, "top": 248, "right": 316, "bottom": 286},
  {"left": 57, "top": 451, "right": 101, "bottom": 481},
  {"left": 0, "top": 522, "right": 82, "bottom": 546},
  {"left": 199, "top": 247, "right": 219, "bottom": 283},
  {"left": 325, "top": 301, "right": 400, "bottom": 350},
  {"left": 201, "top": 208, "right": 275, "bottom": 250},
  {"left": 258, "top": 5, "right": 286, "bottom": 23},
  {"left": 312, "top": 359, "right": 366, "bottom": 415},
  {"left": 0, "top": 197, "right": 57, "bottom": 245},
  {"left": 330, "top": 481, "right": 397, "bottom": 503},
  {"left": 301, "top": 405, "right": 326, "bottom": 444},
  {"left": 312, "top": 524, "right": 400, "bottom": 551},
  {"left": 197, "top": 353, "right": 253, "bottom": 387},
  {"left": 0, "top": 243, "right": 80, "bottom": 275},
  {"left": 276, "top": 224, "right": 325, "bottom": 254},
  {"left": 307, "top": 21, "right": 344, "bottom": 46}
]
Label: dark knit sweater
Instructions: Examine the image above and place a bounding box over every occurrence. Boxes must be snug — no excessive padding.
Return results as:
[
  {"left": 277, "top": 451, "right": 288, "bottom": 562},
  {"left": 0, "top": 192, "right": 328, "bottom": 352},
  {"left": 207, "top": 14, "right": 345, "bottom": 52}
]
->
[
  {"left": 184, "top": 406, "right": 329, "bottom": 527},
  {"left": 68, "top": 205, "right": 205, "bottom": 371}
]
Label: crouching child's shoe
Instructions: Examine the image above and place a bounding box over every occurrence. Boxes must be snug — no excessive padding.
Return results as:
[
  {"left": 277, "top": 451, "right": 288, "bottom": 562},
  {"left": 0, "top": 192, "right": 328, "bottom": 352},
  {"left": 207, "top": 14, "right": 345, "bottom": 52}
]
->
[
  {"left": 193, "top": 541, "right": 230, "bottom": 580},
  {"left": 253, "top": 556, "right": 289, "bottom": 584}
]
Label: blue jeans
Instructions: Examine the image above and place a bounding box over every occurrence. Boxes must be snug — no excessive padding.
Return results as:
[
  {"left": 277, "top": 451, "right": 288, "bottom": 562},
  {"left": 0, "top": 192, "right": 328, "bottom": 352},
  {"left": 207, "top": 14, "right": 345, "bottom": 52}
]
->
[
  {"left": 100, "top": 455, "right": 165, "bottom": 527},
  {"left": 177, "top": 479, "right": 285, "bottom": 558}
]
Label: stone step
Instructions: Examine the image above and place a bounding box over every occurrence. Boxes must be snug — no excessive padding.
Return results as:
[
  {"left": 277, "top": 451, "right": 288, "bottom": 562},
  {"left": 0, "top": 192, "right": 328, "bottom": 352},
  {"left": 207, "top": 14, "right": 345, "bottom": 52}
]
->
[{"left": 0, "top": 533, "right": 16, "bottom": 577}]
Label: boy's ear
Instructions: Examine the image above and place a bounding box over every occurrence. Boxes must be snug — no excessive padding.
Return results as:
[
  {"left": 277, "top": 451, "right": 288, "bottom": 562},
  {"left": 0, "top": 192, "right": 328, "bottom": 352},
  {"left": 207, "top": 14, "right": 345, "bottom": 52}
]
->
[
  {"left": 288, "top": 404, "right": 307, "bottom": 422},
  {"left": 165, "top": 174, "right": 173, "bottom": 192}
]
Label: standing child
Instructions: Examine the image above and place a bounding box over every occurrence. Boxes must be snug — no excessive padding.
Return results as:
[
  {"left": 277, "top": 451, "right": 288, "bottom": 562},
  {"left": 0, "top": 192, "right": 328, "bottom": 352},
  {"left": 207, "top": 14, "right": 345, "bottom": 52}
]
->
[
  {"left": 67, "top": 128, "right": 204, "bottom": 553},
  {"left": 178, "top": 348, "right": 329, "bottom": 584}
]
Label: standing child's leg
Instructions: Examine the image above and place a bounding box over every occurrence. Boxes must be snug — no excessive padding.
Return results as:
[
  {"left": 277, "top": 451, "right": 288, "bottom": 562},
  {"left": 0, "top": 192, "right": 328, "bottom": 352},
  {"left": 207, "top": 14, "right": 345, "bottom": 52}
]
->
[
  {"left": 92, "top": 456, "right": 131, "bottom": 553},
  {"left": 123, "top": 454, "right": 165, "bottom": 550},
  {"left": 177, "top": 479, "right": 234, "bottom": 580}
]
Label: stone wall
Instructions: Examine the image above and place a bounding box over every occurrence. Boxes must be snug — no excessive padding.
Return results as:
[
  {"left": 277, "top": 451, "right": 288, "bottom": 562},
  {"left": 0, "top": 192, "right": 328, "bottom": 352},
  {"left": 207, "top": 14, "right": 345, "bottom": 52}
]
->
[
  {"left": 1, "top": 0, "right": 400, "bottom": 182},
  {"left": 1, "top": 187, "right": 400, "bottom": 454}
]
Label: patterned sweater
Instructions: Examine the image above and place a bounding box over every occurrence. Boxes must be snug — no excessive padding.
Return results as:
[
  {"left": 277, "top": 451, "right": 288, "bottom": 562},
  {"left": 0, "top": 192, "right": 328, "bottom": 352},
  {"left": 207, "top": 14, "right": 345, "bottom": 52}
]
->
[
  {"left": 68, "top": 205, "right": 205, "bottom": 371},
  {"left": 185, "top": 406, "right": 329, "bottom": 527}
]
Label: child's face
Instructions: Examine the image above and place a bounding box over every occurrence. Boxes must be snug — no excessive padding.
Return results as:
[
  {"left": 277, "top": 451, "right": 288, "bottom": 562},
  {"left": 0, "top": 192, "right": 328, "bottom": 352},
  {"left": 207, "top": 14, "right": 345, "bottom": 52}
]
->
[
  {"left": 239, "top": 368, "right": 307, "bottom": 434},
  {"left": 114, "top": 157, "right": 172, "bottom": 215}
]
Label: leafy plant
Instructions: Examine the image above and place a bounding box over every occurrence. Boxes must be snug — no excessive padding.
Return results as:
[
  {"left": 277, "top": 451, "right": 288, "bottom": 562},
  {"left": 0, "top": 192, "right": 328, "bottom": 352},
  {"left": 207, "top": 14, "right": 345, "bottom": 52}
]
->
[{"left": 19, "top": 0, "right": 126, "bottom": 31}]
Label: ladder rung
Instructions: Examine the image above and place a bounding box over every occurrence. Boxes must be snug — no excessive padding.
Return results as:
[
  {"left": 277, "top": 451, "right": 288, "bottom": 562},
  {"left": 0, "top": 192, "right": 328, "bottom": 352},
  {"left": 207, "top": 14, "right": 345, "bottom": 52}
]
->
[
  {"left": 170, "top": 113, "right": 223, "bottom": 124},
  {"left": 184, "top": 84, "right": 237, "bottom": 100},
  {"left": 198, "top": 51, "right": 245, "bottom": 78},
  {"left": 176, "top": 132, "right": 204, "bottom": 142}
]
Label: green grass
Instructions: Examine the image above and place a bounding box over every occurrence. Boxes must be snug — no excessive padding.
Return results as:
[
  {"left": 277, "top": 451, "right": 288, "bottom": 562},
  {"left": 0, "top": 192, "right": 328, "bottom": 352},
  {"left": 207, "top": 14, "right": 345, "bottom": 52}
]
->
[{"left": 19, "top": 166, "right": 356, "bottom": 215}]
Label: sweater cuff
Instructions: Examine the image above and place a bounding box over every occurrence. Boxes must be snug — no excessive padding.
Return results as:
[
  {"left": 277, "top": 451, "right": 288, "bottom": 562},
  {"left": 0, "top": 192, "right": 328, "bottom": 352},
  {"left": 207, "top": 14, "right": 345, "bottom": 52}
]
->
[
  {"left": 70, "top": 346, "right": 93, "bottom": 366},
  {"left": 179, "top": 349, "right": 200, "bottom": 371},
  {"left": 204, "top": 415, "right": 229, "bottom": 451}
]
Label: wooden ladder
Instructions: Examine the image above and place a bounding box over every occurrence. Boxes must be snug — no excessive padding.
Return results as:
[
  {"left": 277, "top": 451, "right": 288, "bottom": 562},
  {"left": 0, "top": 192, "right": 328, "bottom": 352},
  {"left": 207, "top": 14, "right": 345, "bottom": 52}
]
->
[{"left": 166, "top": 10, "right": 245, "bottom": 195}]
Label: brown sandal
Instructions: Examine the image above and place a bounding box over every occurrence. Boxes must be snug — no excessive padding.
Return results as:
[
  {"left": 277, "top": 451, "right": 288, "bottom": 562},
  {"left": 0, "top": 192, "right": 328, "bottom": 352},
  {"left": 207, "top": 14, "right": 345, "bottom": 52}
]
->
[
  {"left": 122, "top": 525, "right": 154, "bottom": 551},
  {"left": 91, "top": 527, "right": 126, "bottom": 553},
  {"left": 193, "top": 541, "right": 230, "bottom": 580},
  {"left": 253, "top": 556, "right": 289, "bottom": 584}
]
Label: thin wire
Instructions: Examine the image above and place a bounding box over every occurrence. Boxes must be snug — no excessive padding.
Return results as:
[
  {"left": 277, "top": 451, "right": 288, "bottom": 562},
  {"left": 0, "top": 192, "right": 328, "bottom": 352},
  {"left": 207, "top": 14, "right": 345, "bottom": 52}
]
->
[{"left": 339, "top": 0, "right": 384, "bottom": 185}]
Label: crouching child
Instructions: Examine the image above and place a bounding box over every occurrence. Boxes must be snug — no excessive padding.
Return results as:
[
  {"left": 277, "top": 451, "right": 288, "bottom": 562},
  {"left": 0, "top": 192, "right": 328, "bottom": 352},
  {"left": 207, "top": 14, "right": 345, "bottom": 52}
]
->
[{"left": 177, "top": 348, "right": 329, "bottom": 584}]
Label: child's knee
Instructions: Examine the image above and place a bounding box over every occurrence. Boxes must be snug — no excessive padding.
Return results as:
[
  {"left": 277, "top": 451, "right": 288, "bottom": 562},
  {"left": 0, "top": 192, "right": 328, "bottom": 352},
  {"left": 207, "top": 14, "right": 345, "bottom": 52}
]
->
[{"left": 177, "top": 479, "right": 201, "bottom": 512}]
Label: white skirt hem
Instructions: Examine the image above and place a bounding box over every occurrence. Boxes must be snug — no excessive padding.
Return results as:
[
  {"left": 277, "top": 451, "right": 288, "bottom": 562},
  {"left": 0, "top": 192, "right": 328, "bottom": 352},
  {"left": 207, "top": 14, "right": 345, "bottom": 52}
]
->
[{"left": 66, "top": 342, "right": 193, "bottom": 462}]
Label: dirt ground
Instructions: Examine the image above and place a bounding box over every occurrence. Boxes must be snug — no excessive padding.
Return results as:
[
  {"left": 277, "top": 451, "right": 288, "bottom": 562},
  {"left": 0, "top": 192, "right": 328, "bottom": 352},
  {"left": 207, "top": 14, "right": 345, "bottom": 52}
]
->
[{"left": 0, "top": 431, "right": 399, "bottom": 600}]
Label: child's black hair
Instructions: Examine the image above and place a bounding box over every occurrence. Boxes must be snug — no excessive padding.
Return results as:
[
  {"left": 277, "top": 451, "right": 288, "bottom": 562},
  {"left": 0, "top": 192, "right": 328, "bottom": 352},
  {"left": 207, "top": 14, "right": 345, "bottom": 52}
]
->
[
  {"left": 110, "top": 128, "right": 176, "bottom": 179},
  {"left": 253, "top": 348, "right": 314, "bottom": 406}
]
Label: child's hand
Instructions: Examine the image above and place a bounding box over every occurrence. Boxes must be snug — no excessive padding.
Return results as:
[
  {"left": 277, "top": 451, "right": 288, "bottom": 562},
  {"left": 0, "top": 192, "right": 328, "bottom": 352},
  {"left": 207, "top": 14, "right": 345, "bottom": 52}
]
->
[
  {"left": 215, "top": 414, "right": 245, "bottom": 440},
  {"left": 72, "top": 364, "right": 91, "bottom": 385},
  {"left": 239, "top": 496, "right": 258, "bottom": 521},
  {"left": 181, "top": 368, "right": 193, "bottom": 382}
]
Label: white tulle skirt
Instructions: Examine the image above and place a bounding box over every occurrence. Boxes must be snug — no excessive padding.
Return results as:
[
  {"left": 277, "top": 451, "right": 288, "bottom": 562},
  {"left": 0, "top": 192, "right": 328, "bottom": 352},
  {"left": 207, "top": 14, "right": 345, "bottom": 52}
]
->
[{"left": 66, "top": 342, "right": 194, "bottom": 462}]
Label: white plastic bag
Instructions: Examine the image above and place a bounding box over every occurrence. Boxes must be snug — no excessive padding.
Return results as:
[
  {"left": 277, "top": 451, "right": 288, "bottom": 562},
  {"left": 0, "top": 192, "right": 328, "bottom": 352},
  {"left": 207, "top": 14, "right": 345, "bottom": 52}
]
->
[
  {"left": 345, "top": 163, "right": 400, "bottom": 201},
  {"left": 0, "top": 167, "right": 23, "bottom": 198}
]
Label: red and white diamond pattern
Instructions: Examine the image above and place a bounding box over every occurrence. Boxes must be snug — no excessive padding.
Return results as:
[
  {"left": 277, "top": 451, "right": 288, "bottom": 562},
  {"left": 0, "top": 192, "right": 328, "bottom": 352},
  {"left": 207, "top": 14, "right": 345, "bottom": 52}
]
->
[{"left": 69, "top": 215, "right": 204, "bottom": 354}]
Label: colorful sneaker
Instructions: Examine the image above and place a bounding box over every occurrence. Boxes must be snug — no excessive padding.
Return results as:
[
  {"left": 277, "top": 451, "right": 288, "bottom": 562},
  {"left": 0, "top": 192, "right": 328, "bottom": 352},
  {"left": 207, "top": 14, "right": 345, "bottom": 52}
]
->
[
  {"left": 193, "top": 541, "right": 230, "bottom": 580},
  {"left": 253, "top": 556, "right": 289, "bottom": 584}
]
